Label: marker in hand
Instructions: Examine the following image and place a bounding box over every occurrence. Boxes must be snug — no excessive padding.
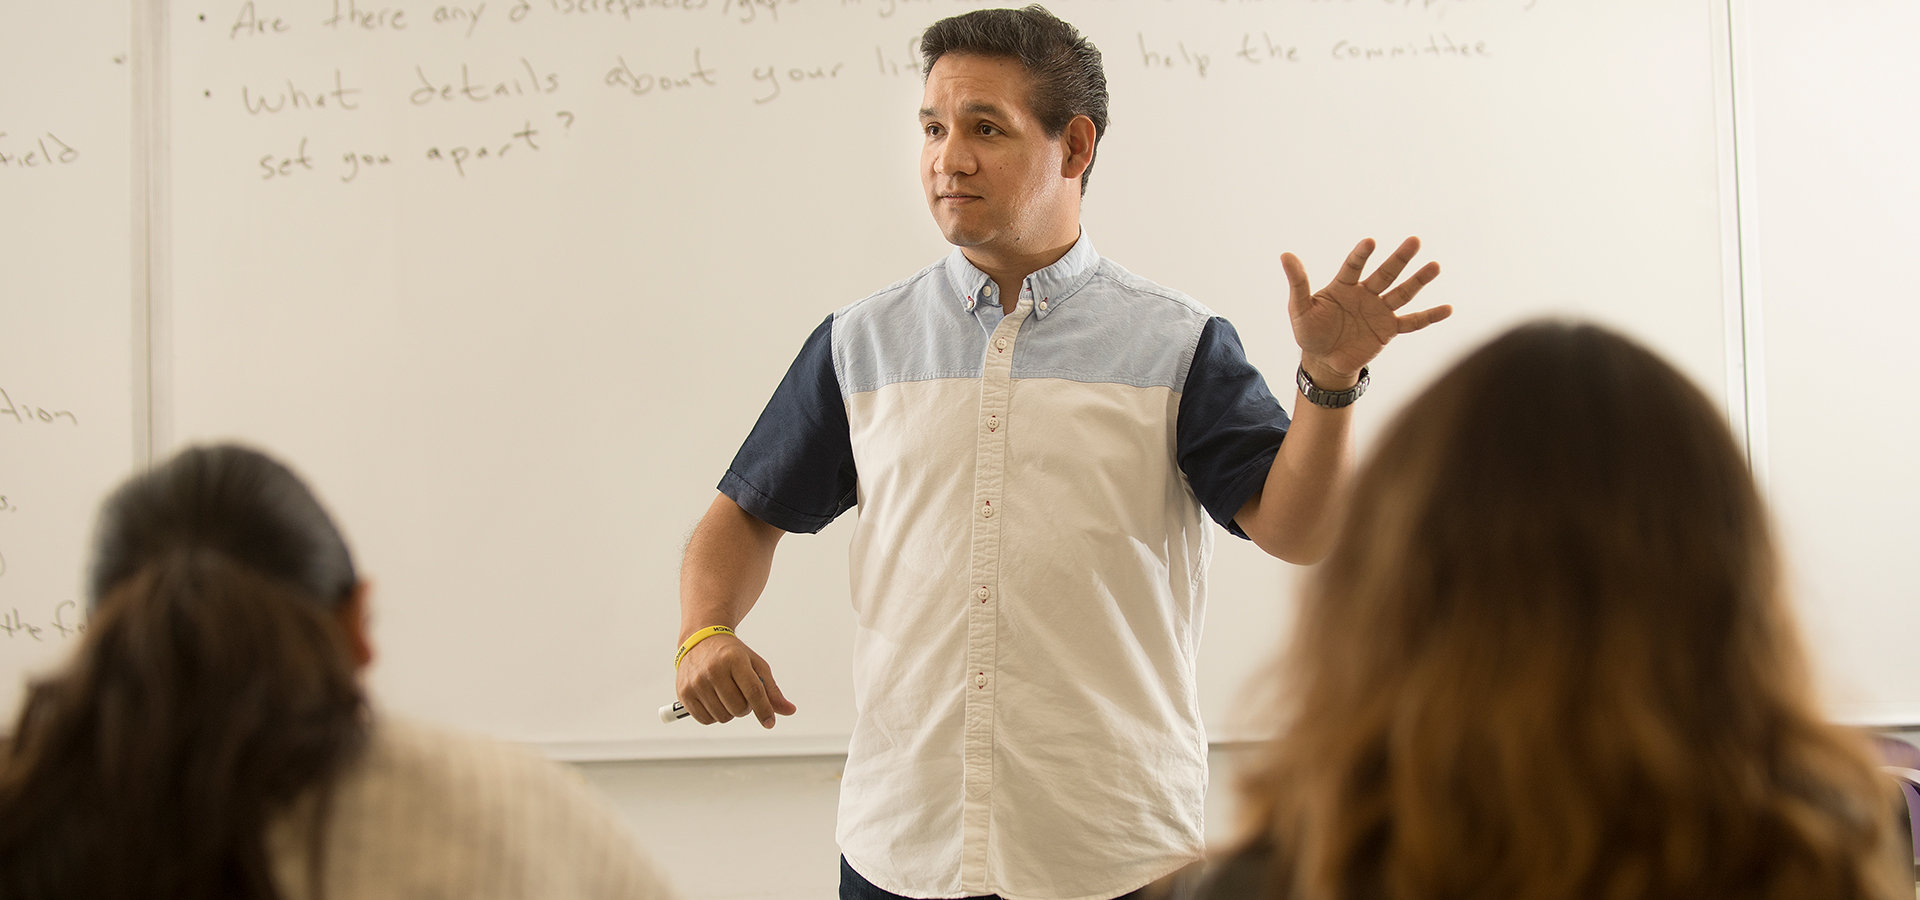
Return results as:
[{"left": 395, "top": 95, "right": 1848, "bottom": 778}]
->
[
  {"left": 667, "top": 624, "right": 796, "bottom": 728},
  {"left": 659, "top": 690, "right": 785, "bottom": 725}
]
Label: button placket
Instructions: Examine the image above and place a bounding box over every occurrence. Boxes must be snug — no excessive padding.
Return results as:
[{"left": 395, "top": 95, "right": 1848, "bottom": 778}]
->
[{"left": 958, "top": 292, "right": 1030, "bottom": 892}]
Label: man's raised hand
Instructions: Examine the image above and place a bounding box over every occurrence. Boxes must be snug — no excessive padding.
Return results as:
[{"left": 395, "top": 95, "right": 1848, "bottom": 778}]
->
[{"left": 1284, "top": 236, "right": 1450, "bottom": 387}]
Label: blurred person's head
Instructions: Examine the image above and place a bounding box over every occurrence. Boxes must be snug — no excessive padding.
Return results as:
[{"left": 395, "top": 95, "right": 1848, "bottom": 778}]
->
[
  {"left": 1235, "top": 321, "right": 1902, "bottom": 900},
  {"left": 0, "top": 444, "right": 370, "bottom": 900}
]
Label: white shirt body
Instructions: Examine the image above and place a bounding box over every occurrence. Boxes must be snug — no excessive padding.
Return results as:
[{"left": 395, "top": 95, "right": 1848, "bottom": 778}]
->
[{"left": 721, "top": 236, "right": 1290, "bottom": 900}]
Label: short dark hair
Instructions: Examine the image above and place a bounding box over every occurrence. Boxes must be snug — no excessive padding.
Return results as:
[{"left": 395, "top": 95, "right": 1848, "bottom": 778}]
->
[
  {"left": 920, "top": 4, "right": 1109, "bottom": 194},
  {"left": 90, "top": 444, "right": 357, "bottom": 608}
]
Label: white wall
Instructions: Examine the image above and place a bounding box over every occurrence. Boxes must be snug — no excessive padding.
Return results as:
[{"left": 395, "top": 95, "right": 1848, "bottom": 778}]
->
[
  {"left": 4, "top": 2, "right": 1918, "bottom": 896},
  {"left": 1733, "top": 0, "right": 1920, "bottom": 725}
]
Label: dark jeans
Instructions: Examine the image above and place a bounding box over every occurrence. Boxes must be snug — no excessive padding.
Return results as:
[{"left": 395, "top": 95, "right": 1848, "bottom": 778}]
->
[{"left": 840, "top": 856, "right": 1148, "bottom": 900}]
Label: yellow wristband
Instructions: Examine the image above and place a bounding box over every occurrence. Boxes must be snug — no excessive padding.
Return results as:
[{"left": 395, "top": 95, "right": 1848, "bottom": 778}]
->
[{"left": 674, "top": 625, "right": 736, "bottom": 670}]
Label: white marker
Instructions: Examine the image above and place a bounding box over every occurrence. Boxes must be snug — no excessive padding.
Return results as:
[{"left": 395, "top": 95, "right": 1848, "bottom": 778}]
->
[{"left": 659, "top": 700, "right": 692, "bottom": 723}]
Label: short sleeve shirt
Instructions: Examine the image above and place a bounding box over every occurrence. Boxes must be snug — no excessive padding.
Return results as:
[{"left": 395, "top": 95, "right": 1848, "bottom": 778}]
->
[{"left": 720, "top": 234, "right": 1289, "bottom": 900}]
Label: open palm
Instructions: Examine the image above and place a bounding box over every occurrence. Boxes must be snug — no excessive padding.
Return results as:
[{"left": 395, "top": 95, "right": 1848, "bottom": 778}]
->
[{"left": 1286, "top": 236, "right": 1450, "bottom": 383}]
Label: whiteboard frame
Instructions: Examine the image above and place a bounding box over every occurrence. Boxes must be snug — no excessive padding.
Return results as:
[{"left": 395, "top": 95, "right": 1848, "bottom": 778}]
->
[
  {"left": 1718, "top": 0, "right": 1771, "bottom": 488},
  {"left": 131, "top": 0, "right": 167, "bottom": 471}
]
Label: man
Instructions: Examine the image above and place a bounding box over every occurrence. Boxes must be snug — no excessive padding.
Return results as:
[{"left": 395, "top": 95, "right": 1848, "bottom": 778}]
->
[{"left": 673, "top": 6, "right": 1449, "bottom": 899}]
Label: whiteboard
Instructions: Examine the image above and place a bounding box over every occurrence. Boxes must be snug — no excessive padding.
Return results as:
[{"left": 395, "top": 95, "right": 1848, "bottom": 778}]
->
[
  {"left": 0, "top": 4, "right": 140, "bottom": 725},
  {"left": 1734, "top": 0, "right": 1920, "bottom": 726},
  {"left": 155, "top": 0, "right": 1738, "bottom": 758},
  {"left": 0, "top": 0, "right": 1753, "bottom": 756}
]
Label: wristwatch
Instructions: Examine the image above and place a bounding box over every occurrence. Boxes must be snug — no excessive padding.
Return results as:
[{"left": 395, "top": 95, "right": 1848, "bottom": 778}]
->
[{"left": 1295, "top": 365, "right": 1369, "bottom": 409}]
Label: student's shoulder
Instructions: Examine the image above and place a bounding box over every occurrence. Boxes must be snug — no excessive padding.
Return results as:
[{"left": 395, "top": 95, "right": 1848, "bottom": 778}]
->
[
  {"left": 359, "top": 713, "right": 535, "bottom": 777},
  {"left": 337, "top": 712, "right": 674, "bottom": 896},
  {"left": 353, "top": 713, "right": 595, "bottom": 816}
]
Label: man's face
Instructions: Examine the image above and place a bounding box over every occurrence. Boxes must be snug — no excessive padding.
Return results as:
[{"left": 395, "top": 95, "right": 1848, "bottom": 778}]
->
[{"left": 919, "top": 53, "right": 1077, "bottom": 255}]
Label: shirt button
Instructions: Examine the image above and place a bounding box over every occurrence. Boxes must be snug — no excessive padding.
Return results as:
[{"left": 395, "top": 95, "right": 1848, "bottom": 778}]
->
[
  {"left": 982, "top": 284, "right": 993, "bottom": 297},
  {"left": 987, "top": 415, "right": 999, "bottom": 432},
  {"left": 1038, "top": 299, "right": 1050, "bottom": 312},
  {"left": 975, "top": 586, "right": 990, "bottom": 601},
  {"left": 994, "top": 337, "right": 1008, "bottom": 351},
  {"left": 982, "top": 502, "right": 994, "bottom": 518},
  {"left": 974, "top": 673, "right": 988, "bottom": 689}
]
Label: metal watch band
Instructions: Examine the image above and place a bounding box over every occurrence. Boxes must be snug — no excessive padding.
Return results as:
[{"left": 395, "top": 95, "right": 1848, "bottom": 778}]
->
[{"left": 1295, "top": 365, "right": 1369, "bottom": 409}]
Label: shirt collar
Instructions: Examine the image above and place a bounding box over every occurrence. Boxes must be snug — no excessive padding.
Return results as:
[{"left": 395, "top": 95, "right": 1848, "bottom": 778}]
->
[{"left": 943, "top": 232, "right": 1100, "bottom": 321}]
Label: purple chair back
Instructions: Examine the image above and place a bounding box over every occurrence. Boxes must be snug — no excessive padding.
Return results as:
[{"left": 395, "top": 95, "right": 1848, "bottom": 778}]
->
[{"left": 1871, "top": 735, "right": 1920, "bottom": 869}]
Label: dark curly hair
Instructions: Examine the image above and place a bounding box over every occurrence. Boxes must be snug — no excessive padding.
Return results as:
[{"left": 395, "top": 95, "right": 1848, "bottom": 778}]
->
[{"left": 0, "top": 445, "right": 368, "bottom": 900}]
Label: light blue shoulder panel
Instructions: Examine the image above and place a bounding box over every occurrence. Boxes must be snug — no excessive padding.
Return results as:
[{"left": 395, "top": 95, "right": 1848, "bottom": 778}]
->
[
  {"left": 1008, "top": 260, "right": 1216, "bottom": 392},
  {"left": 832, "top": 258, "right": 989, "bottom": 397}
]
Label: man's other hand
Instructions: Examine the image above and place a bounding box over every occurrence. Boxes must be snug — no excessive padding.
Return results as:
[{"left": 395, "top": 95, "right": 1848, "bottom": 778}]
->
[{"left": 675, "top": 633, "right": 797, "bottom": 728}]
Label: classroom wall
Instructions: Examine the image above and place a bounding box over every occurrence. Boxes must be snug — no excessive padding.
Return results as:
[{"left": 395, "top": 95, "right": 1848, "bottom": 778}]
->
[
  {"left": 1734, "top": 0, "right": 1920, "bottom": 725},
  {"left": 2, "top": 3, "right": 1917, "bottom": 897}
]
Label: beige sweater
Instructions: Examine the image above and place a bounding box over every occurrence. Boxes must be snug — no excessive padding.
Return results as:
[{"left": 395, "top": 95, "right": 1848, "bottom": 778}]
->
[{"left": 268, "top": 714, "right": 673, "bottom": 900}]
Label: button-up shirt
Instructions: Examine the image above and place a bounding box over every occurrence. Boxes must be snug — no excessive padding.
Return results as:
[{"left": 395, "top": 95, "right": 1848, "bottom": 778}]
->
[{"left": 719, "top": 234, "right": 1290, "bottom": 900}]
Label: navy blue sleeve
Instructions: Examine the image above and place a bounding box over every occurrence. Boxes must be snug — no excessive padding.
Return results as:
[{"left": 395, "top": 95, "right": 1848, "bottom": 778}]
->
[
  {"left": 1177, "top": 317, "right": 1291, "bottom": 540},
  {"left": 717, "top": 315, "right": 858, "bottom": 534}
]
